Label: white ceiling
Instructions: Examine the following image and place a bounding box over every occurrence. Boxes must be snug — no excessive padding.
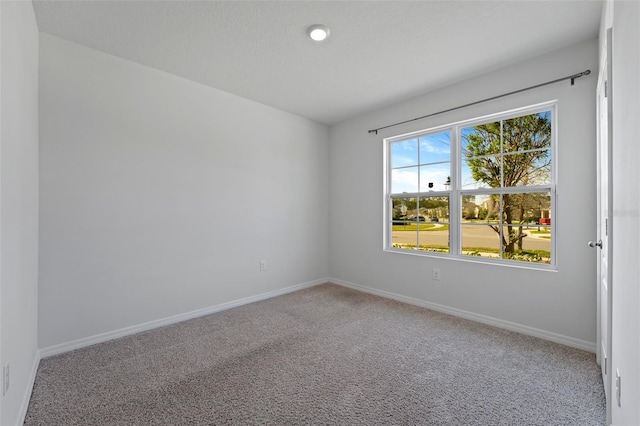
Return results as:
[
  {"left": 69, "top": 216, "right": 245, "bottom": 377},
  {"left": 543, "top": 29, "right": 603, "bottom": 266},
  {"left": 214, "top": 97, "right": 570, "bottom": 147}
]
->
[{"left": 32, "top": 1, "right": 603, "bottom": 125}]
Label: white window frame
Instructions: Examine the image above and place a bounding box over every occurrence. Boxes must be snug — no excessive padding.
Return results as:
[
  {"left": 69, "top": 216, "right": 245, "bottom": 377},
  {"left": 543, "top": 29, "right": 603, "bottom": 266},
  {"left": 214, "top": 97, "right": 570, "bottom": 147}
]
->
[{"left": 383, "top": 101, "right": 557, "bottom": 269}]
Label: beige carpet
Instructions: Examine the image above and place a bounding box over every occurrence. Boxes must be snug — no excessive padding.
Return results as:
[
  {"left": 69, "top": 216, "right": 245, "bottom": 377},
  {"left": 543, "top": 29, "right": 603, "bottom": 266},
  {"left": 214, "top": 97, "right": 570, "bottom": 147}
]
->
[{"left": 25, "top": 283, "right": 605, "bottom": 425}]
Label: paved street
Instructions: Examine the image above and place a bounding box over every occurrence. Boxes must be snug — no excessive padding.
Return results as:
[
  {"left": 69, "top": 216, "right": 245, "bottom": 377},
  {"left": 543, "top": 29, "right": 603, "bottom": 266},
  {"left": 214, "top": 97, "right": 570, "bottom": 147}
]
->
[{"left": 392, "top": 224, "right": 550, "bottom": 252}]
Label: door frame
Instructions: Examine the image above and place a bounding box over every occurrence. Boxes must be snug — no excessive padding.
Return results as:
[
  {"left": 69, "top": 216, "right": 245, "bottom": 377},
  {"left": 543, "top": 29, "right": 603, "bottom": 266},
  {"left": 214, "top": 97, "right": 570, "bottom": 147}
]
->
[{"left": 596, "top": 26, "right": 614, "bottom": 426}]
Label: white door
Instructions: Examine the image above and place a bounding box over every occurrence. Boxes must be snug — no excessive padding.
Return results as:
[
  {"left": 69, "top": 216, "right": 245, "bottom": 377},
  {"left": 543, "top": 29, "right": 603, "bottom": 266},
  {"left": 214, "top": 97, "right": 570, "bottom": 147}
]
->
[{"left": 593, "top": 27, "right": 613, "bottom": 425}]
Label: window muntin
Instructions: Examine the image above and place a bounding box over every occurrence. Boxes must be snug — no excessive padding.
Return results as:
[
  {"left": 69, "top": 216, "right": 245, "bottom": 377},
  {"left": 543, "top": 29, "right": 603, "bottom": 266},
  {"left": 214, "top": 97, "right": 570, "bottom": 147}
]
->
[{"left": 385, "top": 104, "right": 555, "bottom": 267}]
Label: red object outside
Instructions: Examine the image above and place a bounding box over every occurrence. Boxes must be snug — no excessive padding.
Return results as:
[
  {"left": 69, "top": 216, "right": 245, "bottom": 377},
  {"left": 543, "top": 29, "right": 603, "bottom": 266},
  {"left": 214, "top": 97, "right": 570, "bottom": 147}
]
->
[{"left": 539, "top": 218, "right": 551, "bottom": 225}]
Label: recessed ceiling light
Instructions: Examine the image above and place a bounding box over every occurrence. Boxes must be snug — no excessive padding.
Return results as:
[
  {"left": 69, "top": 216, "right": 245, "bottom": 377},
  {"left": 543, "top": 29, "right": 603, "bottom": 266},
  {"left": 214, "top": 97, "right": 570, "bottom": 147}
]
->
[{"left": 307, "top": 24, "right": 330, "bottom": 42}]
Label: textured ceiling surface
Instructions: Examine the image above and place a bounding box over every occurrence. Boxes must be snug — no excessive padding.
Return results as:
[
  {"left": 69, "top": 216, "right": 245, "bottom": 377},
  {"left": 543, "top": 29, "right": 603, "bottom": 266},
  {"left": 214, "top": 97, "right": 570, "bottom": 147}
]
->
[{"left": 32, "top": 1, "right": 603, "bottom": 125}]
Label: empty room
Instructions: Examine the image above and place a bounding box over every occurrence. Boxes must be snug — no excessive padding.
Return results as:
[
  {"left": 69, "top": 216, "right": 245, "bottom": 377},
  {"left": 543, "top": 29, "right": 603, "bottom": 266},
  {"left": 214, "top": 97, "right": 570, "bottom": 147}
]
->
[{"left": 1, "top": 0, "right": 638, "bottom": 425}]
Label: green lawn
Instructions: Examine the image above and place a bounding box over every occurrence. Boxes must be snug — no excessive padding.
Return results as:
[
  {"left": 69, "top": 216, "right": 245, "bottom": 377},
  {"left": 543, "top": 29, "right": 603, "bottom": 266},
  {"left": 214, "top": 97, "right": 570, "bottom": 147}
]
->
[
  {"left": 529, "top": 229, "right": 551, "bottom": 235},
  {"left": 392, "top": 243, "right": 449, "bottom": 252},
  {"left": 392, "top": 243, "right": 550, "bottom": 263},
  {"left": 392, "top": 224, "right": 450, "bottom": 231},
  {"left": 529, "top": 229, "right": 551, "bottom": 239}
]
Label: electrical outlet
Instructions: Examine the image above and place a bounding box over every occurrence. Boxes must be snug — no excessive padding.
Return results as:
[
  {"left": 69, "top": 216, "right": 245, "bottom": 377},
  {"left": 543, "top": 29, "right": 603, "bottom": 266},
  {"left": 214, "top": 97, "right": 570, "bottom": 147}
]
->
[
  {"left": 432, "top": 268, "right": 441, "bottom": 281},
  {"left": 260, "top": 260, "right": 267, "bottom": 271},
  {"left": 3, "top": 362, "right": 10, "bottom": 396}
]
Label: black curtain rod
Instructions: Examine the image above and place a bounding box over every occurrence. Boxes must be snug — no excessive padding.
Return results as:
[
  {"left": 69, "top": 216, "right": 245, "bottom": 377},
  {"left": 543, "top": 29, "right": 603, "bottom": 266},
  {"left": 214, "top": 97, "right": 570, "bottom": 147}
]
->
[{"left": 368, "top": 69, "right": 591, "bottom": 135}]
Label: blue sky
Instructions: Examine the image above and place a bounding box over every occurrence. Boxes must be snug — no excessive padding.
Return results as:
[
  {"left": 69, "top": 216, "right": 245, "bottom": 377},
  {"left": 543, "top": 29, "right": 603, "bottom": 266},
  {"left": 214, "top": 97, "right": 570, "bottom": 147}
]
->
[{"left": 391, "top": 131, "right": 451, "bottom": 193}]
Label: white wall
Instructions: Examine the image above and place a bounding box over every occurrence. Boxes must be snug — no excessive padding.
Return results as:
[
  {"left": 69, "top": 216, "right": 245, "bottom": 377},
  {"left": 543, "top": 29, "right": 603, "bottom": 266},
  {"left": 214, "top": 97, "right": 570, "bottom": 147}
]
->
[
  {"left": 329, "top": 39, "right": 598, "bottom": 350},
  {"left": 38, "top": 34, "right": 329, "bottom": 350},
  {"left": 608, "top": 0, "right": 640, "bottom": 423},
  {"left": 0, "top": 1, "right": 40, "bottom": 425}
]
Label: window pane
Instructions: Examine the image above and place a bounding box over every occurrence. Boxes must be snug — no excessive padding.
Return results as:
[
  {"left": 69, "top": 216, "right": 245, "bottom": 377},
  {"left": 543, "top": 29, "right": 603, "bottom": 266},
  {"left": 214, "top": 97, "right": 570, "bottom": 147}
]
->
[
  {"left": 531, "top": 154, "right": 552, "bottom": 185},
  {"left": 391, "top": 166, "right": 419, "bottom": 193},
  {"left": 419, "top": 196, "right": 450, "bottom": 252},
  {"left": 391, "top": 197, "right": 449, "bottom": 253},
  {"left": 502, "top": 111, "right": 551, "bottom": 154},
  {"left": 461, "top": 156, "right": 500, "bottom": 189},
  {"left": 391, "top": 197, "right": 417, "bottom": 249},
  {"left": 419, "top": 163, "right": 451, "bottom": 192},
  {"left": 419, "top": 131, "right": 451, "bottom": 165},
  {"left": 420, "top": 196, "right": 449, "bottom": 223},
  {"left": 502, "top": 225, "right": 551, "bottom": 264},
  {"left": 461, "top": 194, "right": 500, "bottom": 222},
  {"left": 502, "top": 151, "right": 551, "bottom": 187},
  {"left": 416, "top": 226, "right": 450, "bottom": 253},
  {"left": 391, "top": 197, "right": 416, "bottom": 222},
  {"left": 391, "top": 139, "right": 419, "bottom": 168},
  {"left": 461, "top": 122, "right": 501, "bottom": 158},
  {"left": 391, "top": 222, "right": 418, "bottom": 249},
  {"left": 502, "top": 192, "right": 551, "bottom": 224},
  {"left": 461, "top": 224, "right": 501, "bottom": 259}
]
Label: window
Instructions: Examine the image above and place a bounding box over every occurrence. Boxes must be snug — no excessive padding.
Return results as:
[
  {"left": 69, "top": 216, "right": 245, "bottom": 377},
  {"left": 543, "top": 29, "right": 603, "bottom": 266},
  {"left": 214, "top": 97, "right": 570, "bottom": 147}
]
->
[{"left": 385, "top": 103, "right": 555, "bottom": 267}]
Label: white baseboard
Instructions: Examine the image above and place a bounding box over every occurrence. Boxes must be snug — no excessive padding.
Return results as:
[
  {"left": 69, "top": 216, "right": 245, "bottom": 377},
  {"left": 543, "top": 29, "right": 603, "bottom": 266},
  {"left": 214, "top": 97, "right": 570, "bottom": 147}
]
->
[
  {"left": 330, "top": 278, "right": 596, "bottom": 353},
  {"left": 17, "top": 349, "right": 41, "bottom": 426},
  {"left": 40, "top": 278, "right": 328, "bottom": 358},
  {"left": 39, "top": 276, "right": 595, "bottom": 358}
]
